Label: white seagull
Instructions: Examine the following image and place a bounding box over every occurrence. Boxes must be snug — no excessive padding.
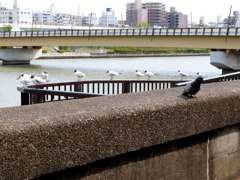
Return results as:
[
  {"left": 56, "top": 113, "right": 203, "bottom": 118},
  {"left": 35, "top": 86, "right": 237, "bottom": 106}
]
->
[
  {"left": 106, "top": 70, "right": 121, "bottom": 80},
  {"left": 30, "top": 75, "right": 47, "bottom": 85},
  {"left": 144, "top": 70, "right": 155, "bottom": 80},
  {"left": 16, "top": 74, "right": 31, "bottom": 87},
  {"left": 40, "top": 71, "right": 48, "bottom": 80},
  {"left": 178, "top": 70, "right": 188, "bottom": 80},
  {"left": 74, "top": 70, "right": 86, "bottom": 81},
  {"left": 135, "top": 70, "right": 144, "bottom": 80}
]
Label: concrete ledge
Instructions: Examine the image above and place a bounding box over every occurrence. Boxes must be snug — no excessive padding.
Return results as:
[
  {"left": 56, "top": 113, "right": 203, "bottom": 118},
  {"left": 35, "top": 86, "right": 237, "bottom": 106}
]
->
[{"left": 1, "top": 81, "right": 240, "bottom": 179}]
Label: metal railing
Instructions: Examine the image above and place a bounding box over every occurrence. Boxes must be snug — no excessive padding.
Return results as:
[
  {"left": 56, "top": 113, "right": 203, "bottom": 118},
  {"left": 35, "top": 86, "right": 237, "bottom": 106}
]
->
[
  {"left": 2, "top": 28, "right": 240, "bottom": 38},
  {"left": 17, "top": 72, "right": 240, "bottom": 106},
  {"left": 17, "top": 80, "right": 184, "bottom": 105}
]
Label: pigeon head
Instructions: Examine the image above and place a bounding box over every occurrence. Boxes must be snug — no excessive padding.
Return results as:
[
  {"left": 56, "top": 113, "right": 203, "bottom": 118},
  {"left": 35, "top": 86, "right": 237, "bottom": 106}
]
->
[{"left": 191, "top": 77, "right": 203, "bottom": 89}]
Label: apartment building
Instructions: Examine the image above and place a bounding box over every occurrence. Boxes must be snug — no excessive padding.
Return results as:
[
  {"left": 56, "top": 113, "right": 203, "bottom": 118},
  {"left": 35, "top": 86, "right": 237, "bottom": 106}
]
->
[
  {"left": 144, "top": 2, "right": 168, "bottom": 27},
  {"left": 167, "top": 7, "right": 188, "bottom": 28},
  {"left": 0, "top": 2, "right": 32, "bottom": 25},
  {"left": 100, "top": 8, "right": 118, "bottom": 27}
]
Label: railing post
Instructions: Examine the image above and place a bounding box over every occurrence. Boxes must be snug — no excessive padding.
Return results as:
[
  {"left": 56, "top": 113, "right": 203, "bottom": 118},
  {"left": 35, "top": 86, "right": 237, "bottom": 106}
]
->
[
  {"left": 74, "top": 83, "right": 83, "bottom": 92},
  {"left": 21, "top": 92, "right": 30, "bottom": 105},
  {"left": 32, "top": 94, "right": 44, "bottom": 104},
  {"left": 122, "top": 82, "right": 131, "bottom": 93}
]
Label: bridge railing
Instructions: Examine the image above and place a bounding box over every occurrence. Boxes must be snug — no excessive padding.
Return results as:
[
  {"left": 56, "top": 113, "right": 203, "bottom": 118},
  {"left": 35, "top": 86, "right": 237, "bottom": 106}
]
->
[
  {"left": 2, "top": 28, "right": 240, "bottom": 38},
  {"left": 17, "top": 80, "right": 184, "bottom": 105}
]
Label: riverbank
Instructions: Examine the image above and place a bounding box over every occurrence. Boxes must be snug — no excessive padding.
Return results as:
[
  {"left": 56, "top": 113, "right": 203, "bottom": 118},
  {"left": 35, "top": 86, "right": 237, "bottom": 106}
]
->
[{"left": 38, "top": 52, "right": 210, "bottom": 59}]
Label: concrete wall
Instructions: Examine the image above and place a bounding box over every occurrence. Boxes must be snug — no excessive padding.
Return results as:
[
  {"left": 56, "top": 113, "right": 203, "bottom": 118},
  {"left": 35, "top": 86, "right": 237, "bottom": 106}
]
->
[
  {"left": 1, "top": 81, "right": 240, "bottom": 179},
  {"left": 0, "top": 47, "right": 42, "bottom": 65}
]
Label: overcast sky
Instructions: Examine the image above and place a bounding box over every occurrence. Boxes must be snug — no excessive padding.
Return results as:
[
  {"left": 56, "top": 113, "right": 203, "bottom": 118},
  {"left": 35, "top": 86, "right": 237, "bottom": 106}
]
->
[{"left": 1, "top": 0, "right": 240, "bottom": 23}]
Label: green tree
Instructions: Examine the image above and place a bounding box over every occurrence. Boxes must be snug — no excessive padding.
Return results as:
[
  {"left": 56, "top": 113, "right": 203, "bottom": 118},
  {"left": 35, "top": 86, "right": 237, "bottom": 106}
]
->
[
  {"left": 135, "top": 22, "right": 150, "bottom": 28},
  {"left": 1, "top": 25, "right": 13, "bottom": 32}
]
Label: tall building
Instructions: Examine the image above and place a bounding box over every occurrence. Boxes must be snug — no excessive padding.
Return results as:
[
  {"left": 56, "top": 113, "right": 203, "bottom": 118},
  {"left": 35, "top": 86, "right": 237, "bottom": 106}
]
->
[
  {"left": 144, "top": 2, "right": 168, "bottom": 27},
  {"left": 126, "top": 0, "right": 148, "bottom": 27},
  {"left": 100, "top": 8, "right": 118, "bottom": 27},
  {"left": 167, "top": 7, "right": 188, "bottom": 28}
]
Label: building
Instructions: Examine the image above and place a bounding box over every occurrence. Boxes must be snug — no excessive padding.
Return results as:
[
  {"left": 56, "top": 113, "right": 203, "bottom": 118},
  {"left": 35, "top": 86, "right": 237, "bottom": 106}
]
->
[
  {"left": 144, "top": 2, "right": 168, "bottom": 27},
  {"left": 167, "top": 7, "right": 188, "bottom": 28},
  {"left": 126, "top": 1, "right": 188, "bottom": 28},
  {"left": 100, "top": 8, "right": 118, "bottom": 27},
  {"left": 82, "top": 13, "right": 99, "bottom": 27},
  {"left": 0, "top": 0, "right": 32, "bottom": 25},
  {"left": 126, "top": 0, "right": 148, "bottom": 27}
]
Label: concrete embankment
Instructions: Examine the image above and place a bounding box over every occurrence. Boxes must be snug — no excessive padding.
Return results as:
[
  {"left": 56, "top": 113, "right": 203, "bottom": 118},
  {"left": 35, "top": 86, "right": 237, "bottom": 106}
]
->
[
  {"left": 1, "top": 80, "right": 240, "bottom": 179},
  {"left": 38, "top": 52, "right": 210, "bottom": 59}
]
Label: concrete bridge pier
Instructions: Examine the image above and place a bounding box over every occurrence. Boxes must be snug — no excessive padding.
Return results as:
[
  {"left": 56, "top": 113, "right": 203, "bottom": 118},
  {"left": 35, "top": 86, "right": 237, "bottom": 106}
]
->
[
  {"left": 210, "top": 50, "right": 240, "bottom": 74},
  {"left": 0, "top": 46, "right": 42, "bottom": 65}
]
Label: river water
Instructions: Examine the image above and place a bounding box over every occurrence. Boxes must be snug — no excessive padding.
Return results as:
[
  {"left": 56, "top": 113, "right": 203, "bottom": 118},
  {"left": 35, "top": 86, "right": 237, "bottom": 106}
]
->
[{"left": 0, "top": 56, "right": 221, "bottom": 108}]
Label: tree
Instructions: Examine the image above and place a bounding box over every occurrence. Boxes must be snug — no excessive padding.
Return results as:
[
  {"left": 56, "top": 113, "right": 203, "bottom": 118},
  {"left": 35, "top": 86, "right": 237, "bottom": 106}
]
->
[
  {"left": 1, "top": 25, "right": 13, "bottom": 32},
  {"left": 135, "top": 22, "right": 150, "bottom": 28}
]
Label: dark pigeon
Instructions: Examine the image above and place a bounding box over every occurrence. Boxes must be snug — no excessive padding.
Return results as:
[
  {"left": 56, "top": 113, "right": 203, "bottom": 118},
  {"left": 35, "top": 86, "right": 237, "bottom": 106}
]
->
[{"left": 182, "top": 77, "right": 203, "bottom": 99}]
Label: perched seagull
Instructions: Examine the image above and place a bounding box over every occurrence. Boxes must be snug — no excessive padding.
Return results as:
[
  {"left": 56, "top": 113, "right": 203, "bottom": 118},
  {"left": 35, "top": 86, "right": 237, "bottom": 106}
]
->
[
  {"left": 40, "top": 71, "right": 48, "bottom": 80},
  {"left": 135, "top": 70, "right": 144, "bottom": 80},
  {"left": 182, "top": 77, "right": 203, "bottom": 100},
  {"left": 197, "top": 72, "right": 205, "bottom": 77},
  {"left": 16, "top": 74, "right": 31, "bottom": 87},
  {"left": 144, "top": 70, "right": 155, "bottom": 80},
  {"left": 178, "top": 70, "right": 188, "bottom": 80},
  {"left": 30, "top": 75, "right": 47, "bottom": 85},
  {"left": 74, "top": 70, "right": 86, "bottom": 81},
  {"left": 106, "top": 70, "right": 121, "bottom": 80}
]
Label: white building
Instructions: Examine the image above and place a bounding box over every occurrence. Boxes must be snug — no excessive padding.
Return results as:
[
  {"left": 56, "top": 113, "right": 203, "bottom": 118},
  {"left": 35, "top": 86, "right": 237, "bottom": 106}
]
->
[
  {"left": 82, "top": 13, "right": 99, "bottom": 26},
  {"left": 0, "top": 0, "right": 32, "bottom": 25},
  {"left": 100, "top": 8, "right": 118, "bottom": 27}
]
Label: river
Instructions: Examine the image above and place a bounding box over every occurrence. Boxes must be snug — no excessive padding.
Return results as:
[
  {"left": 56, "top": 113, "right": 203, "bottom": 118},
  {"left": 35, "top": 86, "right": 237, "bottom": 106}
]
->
[{"left": 0, "top": 56, "right": 221, "bottom": 108}]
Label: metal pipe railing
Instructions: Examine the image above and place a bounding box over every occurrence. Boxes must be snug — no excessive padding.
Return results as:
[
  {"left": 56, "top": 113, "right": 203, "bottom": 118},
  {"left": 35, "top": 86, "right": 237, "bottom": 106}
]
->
[{"left": 1, "top": 28, "right": 240, "bottom": 38}]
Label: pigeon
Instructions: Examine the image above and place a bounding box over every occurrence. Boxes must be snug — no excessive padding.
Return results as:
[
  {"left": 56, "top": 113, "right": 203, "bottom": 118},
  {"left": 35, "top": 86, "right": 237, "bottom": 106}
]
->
[
  {"left": 30, "top": 75, "right": 47, "bottom": 85},
  {"left": 106, "top": 70, "right": 121, "bottom": 80},
  {"left": 197, "top": 72, "right": 205, "bottom": 77},
  {"left": 144, "top": 70, "right": 155, "bottom": 80},
  {"left": 135, "top": 70, "right": 144, "bottom": 80},
  {"left": 74, "top": 70, "right": 86, "bottom": 81},
  {"left": 182, "top": 77, "right": 203, "bottom": 100},
  {"left": 178, "top": 70, "right": 188, "bottom": 80},
  {"left": 16, "top": 74, "right": 31, "bottom": 87},
  {"left": 40, "top": 71, "right": 48, "bottom": 80}
]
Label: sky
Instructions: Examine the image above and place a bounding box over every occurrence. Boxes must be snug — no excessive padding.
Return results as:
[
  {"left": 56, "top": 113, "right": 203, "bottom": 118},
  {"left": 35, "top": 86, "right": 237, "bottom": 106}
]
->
[{"left": 1, "top": 0, "right": 240, "bottom": 23}]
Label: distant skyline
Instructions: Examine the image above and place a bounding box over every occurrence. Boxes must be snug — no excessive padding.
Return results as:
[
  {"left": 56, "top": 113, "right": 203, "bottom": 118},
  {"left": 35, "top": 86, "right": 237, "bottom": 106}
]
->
[{"left": 0, "top": 0, "right": 239, "bottom": 23}]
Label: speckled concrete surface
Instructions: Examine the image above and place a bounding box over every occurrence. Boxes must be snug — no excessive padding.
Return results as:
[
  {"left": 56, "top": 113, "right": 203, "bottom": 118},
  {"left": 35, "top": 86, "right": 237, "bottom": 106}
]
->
[{"left": 1, "top": 80, "right": 240, "bottom": 179}]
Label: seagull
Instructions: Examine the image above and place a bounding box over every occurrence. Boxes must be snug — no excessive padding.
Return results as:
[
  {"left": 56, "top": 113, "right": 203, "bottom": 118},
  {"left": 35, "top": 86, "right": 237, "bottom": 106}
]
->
[
  {"left": 144, "top": 70, "right": 155, "bottom": 80},
  {"left": 197, "top": 72, "right": 205, "bottom": 77},
  {"left": 74, "top": 70, "right": 86, "bottom": 81},
  {"left": 106, "top": 70, "right": 121, "bottom": 80},
  {"left": 16, "top": 74, "right": 31, "bottom": 87},
  {"left": 40, "top": 71, "right": 48, "bottom": 80},
  {"left": 178, "top": 70, "right": 188, "bottom": 80},
  {"left": 135, "top": 70, "right": 144, "bottom": 80},
  {"left": 30, "top": 75, "right": 47, "bottom": 85},
  {"left": 182, "top": 77, "right": 203, "bottom": 100}
]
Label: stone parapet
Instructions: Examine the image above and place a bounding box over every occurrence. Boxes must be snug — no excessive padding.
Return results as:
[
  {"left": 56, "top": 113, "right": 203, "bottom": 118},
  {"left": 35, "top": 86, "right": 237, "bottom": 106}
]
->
[{"left": 1, "top": 81, "right": 240, "bottom": 179}]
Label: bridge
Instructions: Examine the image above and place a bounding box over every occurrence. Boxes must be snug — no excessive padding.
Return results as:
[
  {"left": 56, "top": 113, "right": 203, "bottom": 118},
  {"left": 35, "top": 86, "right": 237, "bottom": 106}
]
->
[{"left": 0, "top": 27, "right": 240, "bottom": 73}]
